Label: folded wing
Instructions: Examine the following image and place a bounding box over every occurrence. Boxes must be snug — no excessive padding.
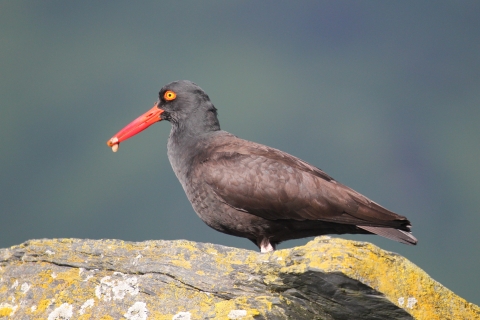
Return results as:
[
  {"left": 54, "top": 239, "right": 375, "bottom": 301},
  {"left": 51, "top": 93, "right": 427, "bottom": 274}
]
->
[{"left": 197, "top": 138, "right": 416, "bottom": 244}]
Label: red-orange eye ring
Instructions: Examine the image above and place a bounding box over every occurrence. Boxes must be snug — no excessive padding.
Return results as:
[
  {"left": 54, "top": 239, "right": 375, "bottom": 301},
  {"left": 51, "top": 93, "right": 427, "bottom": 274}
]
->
[{"left": 164, "top": 90, "right": 176, "bottom": 101}]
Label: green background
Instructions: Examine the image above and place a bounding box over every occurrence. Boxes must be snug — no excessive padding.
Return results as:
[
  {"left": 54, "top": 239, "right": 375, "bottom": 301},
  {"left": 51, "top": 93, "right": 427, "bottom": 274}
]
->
[{"left": 1, "top": 1, "right": 479, "bottom": 305}]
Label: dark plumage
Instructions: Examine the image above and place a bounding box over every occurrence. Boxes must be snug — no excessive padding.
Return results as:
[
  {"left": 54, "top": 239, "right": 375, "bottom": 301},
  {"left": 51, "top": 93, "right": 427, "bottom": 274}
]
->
[{"left": 107, "top": 80, "right": 417, "bottom": 252}]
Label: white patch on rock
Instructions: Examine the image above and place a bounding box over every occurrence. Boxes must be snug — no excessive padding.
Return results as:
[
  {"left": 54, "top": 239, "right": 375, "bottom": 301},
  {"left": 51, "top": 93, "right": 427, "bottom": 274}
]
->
[
  {"left": 95, "top": 273, "right": 139, "bottom": 301},
  {"left": 79, "top": 299, "right": 94, "bottom": 315},
  {"left": 21, "top": 282, "right": 31, "bottom": 293},
  {"left": 132, "top": 254, "right": 143, "bottom": 266},
  {"left": 228, "top": 309, "right": 247, "bottom": 319},
  {"left": 11, "top": 280, "right": 18, "bottom": 289},
  {"left": 80, "top": 269, "right": 96, "bottom": 282},
  {"left": 124, "top": 301, "right": 148, "bottom": 320},
  {"left": 407, "top": 297, "right": 417, "bottom": 309},
  {"left": 51, "top": 272, "right": 57, "bottom": 279},
  {"left": 172, "top": 311, "right": 191, "bottom": 320},
  {"left": 45, "top": 250, "right": 55, "bottom": 255},
  {"left": 31, "top": 305, "right": 37, "bottom": 312},
  {"left": 398, "top": 296, "right": 404, "bottom": 306},
  {"left": 48, "top": 303, "right": 73, "bottom": 320}
]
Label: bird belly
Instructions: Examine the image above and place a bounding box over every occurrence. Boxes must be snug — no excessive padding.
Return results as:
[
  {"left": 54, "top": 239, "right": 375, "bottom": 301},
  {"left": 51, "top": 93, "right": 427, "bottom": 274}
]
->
[{"left": 181, "top": 180, "right": 271, "bottom": 239}]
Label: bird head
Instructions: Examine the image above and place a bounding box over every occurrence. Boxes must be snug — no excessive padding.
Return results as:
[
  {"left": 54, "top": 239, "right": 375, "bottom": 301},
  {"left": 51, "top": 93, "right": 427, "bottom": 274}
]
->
[{"left": 107, "top": 80, "right": 215, "bottom": 152}]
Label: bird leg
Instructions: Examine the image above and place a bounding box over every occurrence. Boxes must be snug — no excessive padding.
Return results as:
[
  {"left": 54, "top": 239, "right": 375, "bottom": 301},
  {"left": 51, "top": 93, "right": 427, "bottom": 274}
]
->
[{"left": 259, "top": 238, "right": 275, "bottom": 253}]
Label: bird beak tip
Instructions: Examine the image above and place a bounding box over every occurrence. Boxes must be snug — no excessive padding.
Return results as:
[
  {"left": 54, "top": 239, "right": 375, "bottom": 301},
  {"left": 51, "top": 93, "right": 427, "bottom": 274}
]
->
[
  {"left": 106, "top": 104, "right": 164, "bottom": 153},
  {"left": 107, "top": 137, "right": 119, "bottom": 152}
]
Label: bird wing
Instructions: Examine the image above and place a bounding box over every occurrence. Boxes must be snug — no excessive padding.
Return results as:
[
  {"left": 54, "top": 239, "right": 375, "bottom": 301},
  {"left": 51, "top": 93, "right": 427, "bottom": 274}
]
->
[{"left": 198, "top": 138, "right": 411, "bottom": 229}]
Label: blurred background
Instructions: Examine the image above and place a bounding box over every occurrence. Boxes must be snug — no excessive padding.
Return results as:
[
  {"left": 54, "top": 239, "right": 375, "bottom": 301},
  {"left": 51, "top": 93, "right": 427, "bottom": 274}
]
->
[{"left": 1, "top": 1, "right": 479, "bottom": 305}]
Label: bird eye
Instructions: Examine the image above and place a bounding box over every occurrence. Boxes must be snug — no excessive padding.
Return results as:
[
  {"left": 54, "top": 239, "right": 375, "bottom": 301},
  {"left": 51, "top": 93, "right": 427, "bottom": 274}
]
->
[{"left": 164, "top": 90, "right": 176, "bottom": 101}]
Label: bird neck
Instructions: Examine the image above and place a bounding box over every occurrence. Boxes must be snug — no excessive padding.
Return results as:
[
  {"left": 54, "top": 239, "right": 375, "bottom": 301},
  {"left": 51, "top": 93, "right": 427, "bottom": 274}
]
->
[
  {"left": 170, "top": 105, "right": 220, "bottom": 142},
  {"left": 167, "top": 104, "right": 220, "bottom": 171},
  {"left": 167, "top": 107, "right": 221, "bottom": 184}
]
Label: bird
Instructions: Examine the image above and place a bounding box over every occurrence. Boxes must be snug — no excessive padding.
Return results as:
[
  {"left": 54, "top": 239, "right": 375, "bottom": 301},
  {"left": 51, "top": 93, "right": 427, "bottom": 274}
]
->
[{"left": 107, "top": 80, "right": 417, "bottom": 253}]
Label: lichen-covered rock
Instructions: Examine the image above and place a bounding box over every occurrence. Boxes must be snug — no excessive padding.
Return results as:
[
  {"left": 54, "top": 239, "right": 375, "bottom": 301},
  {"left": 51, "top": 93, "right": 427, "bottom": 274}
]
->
[{"left": 0, "top": 237, "right": 478, "bottom": 319}]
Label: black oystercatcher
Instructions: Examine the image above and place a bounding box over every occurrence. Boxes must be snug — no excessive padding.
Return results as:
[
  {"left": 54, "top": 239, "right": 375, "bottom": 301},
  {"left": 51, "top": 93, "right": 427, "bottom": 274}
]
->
[{"left": 107, "top": 80, "right": 417, "bottom": 252}]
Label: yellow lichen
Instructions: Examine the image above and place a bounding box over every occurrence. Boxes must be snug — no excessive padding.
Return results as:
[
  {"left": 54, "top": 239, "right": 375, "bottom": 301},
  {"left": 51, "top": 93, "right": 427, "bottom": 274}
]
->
[
  {"left": 205, "top": 247, "right": 219, "bottom": 256},
  {"left": 3, "top": 237, "right": 479, "bottom": 319},
  {"left": 36, "top": 299, "right": 52, "bottom": 313},
  {"left": 175, "top": 240, "right": 200, "bottom": 252},
  {"left": 147, "top": 313, "right": 177, "bottom": 320},
  {"left": 214, "top": 299, "right": 262, "bottom": 319},
  {"left": 170, "top": 258, "right": 192, "bottom": 269},
  {"left": 297, "top": 237, "right": 480, "bottom": 320},
  {"left": 254, "top": 296, "right": 273, "bottom": 311},
  {"left": 37, "top": 270, "right": 55, "bottom": 289},
  {"left": 54, "top": 268, "right": 82, "bottom": 285},
  {"left": 0, "top": 307, "right": 13, "bottom": 317}
]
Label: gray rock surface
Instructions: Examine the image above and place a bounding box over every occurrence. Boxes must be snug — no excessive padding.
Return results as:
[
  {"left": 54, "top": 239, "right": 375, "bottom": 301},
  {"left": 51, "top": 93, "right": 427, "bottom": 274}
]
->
[{"left": 0, "top": 237, "right": 478, "bottom": 319}]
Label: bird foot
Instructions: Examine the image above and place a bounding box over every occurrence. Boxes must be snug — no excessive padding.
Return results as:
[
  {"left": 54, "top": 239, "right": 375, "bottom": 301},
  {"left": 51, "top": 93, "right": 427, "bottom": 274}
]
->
[{"left": 259, "top": 240, "right": 275, "bottom": 253}]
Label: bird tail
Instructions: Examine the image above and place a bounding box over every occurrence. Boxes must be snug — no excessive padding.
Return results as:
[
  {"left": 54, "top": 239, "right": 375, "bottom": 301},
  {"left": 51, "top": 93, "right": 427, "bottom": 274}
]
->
[{"left": 358, "top": 226, "right": 418, "bottom": 245}]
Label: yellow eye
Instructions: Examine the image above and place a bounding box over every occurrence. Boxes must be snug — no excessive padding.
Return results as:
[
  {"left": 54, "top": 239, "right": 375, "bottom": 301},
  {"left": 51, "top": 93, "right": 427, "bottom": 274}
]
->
[{"left": 164, "top": 90, "right": 176, "bottom": 101}]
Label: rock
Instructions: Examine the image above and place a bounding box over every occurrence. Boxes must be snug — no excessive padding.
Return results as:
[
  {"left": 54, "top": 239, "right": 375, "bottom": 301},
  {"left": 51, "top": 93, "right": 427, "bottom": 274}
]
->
[{"left": 0, "top": 237, "right": 478, "bottom": 319}]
